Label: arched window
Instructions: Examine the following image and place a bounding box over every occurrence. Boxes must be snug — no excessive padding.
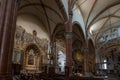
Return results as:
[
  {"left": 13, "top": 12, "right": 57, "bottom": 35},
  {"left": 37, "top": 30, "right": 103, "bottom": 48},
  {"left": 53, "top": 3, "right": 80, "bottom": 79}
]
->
[{"left": 57, "top": 51, "right": 66, "bottom": 72}]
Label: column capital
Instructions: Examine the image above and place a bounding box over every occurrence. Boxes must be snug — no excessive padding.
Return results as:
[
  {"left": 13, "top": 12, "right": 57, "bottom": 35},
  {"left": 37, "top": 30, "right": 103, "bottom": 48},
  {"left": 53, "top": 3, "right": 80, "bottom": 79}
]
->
[
  {"left": 64, "top": 32, "right": 72, "bottom": 39},
  {"left": 69, "top": 11, "right": 73, "bottom": 18}
]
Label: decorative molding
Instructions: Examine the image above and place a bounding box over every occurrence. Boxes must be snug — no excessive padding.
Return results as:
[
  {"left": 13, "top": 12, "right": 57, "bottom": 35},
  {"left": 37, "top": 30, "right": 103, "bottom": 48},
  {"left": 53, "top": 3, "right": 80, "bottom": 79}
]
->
[{"left": 64, "top": 32, "right": 73, "bottom": 39}]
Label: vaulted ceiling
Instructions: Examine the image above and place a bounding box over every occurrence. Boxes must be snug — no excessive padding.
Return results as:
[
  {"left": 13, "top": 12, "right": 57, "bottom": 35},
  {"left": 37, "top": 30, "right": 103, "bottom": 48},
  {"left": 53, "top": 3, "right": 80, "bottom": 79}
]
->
[
  {"left": 18, "top": 0, "right": 120, "bottom": 48},
  {"left": 76, "top": 0, "right": 120, "bottom": 43},
  {"left": 75, "top": 0, "right": 120, "bottom": 57},
  {"left": 18, "top": 0, "right": 65, "bottom": 37}
]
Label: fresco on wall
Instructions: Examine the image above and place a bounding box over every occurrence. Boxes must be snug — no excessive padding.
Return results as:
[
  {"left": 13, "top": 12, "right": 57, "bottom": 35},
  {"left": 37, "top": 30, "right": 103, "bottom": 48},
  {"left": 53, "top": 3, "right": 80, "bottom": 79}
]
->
[
  {"left": 12, "top": 49, "right": 23, "bottom": 64},
  {"left": 12, "top": 25, "right": 49, "bottom": 70},
  {"left": 14, "top": 25, "right": 49, "bottom": 50}
]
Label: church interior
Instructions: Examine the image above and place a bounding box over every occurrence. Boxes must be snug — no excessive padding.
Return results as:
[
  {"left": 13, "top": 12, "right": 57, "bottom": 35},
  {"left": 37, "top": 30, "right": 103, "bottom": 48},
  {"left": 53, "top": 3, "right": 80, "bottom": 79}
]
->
[{"left": 0, "top": 0, "right": 120, "bottom": 80}]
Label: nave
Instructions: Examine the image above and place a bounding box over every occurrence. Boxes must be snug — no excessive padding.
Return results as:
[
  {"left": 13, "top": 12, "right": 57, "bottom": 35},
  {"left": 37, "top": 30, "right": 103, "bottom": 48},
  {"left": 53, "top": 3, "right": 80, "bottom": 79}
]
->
[{"left": 0, "top": 0, "right": 120, "bottom": 80}]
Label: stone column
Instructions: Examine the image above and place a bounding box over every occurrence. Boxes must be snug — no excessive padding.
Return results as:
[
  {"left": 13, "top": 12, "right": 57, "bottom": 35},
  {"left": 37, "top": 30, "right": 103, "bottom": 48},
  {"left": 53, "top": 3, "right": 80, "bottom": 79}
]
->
[
  {"left": 84, "top": 45, "right": 89, "bottom": 75},
  {"left": 65, "top": 11, "right": 73, "bottom": 77},
  {"left": 0, "top": 0, "right": 18, "bottom": 80}
]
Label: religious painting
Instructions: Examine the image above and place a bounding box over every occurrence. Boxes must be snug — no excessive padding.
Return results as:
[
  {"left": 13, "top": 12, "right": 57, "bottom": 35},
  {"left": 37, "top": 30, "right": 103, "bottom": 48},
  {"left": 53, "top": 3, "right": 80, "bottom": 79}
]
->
[
  {"left": 28, "top": 49, "right": 35, "bottom": 65},
  {"left": 73, "top": 50, "right": 83, "bottom": 63}
]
